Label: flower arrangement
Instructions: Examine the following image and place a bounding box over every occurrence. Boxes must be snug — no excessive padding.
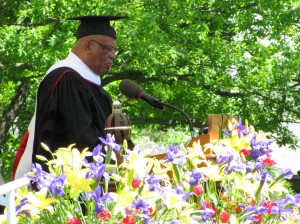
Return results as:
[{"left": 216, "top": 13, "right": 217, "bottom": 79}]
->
[{"left": 1, "top": 119, "right": 300, "bottom": 223}]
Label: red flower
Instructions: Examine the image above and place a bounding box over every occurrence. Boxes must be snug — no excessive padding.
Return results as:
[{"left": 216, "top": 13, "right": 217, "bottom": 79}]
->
[
  {"left": 234, "top": 205, "right": 242, "bottom": 214},
  {"left": 229, "top": 201, "right": 243, "bottom": 214},
  {"left": 240, "top": 148, "right": 249, "bottom": 157},
  {"left": 149, "top": 207, "right": 156, "bottom": 216},
  {"left": 220, "top": 211, "right": 230, "bottom": 223},
  {"left": 97, "top": 209, "right": 112, "bottom": 221},
  {"left": 202, "top": 200, "right": 211, "bottom": 208},
  {"left": 253, "top": 213, "right": 263, "bottom": 224},
  {"left": 263, "top": 201, "right": 277, "bottom": 214},
  {"left": 262, "top": 157, "right": 275, "bottom": 166},
  {"left": 132, "top": 179, "right": 142, "bottom": 188},
  {"left": 193, "top": 185, "right": 204, "bottom": 195},
  {"left": 199, "top": 201, "right": 217, "bottom": 218},
  {"left": 122, "top": 215, "right": 136, "bottom": 224},
  {"left": 211, "top": 207, "right": 217, "bottom": 218},
  {"left": 66, "top": 217, "right": 81, "bottom": 224}
]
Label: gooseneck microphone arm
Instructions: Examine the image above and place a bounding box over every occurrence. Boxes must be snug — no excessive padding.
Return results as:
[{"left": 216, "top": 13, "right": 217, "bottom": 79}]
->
[
  {"left": 119, "top": 79, "right": 195, "bottom": 140},
  {"left": 158, "top": 101, "right": 195, "bottom": 140}
]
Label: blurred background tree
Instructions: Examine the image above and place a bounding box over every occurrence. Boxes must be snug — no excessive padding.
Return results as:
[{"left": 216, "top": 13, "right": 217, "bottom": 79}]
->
[{"left": 1, "top": 0, "right": 300, "bottom": 181}]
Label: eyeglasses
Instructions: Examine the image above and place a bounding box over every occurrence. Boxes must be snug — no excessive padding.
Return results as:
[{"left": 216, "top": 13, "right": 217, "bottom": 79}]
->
[{"left": 90, "top": 40, "right": 118, "bottom": 55}]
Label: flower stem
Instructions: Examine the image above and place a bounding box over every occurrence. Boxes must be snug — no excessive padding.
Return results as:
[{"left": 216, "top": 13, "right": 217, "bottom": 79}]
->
[
  {"left": 104, "top": 146, "right": 113, "bottom": 193},
  {"left": 237, "top": 211, "right": 256, "bottom": 221},
  {"left": 269, "top": 174, "right": 283, "bottom": 189},
  {"left": 255, "top": 180, "right": 265, "bottom": 202},
  {"left": 173, "top": 164, "right": 182, "bottom": 184}
]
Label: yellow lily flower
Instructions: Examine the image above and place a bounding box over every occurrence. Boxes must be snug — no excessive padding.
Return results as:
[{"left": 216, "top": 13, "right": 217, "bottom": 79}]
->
[
  {"left": 120, "top": 147, "right": 154, "bottom": 176},
  {"left": 48, "top": 144, "right": 91, "bottom": 172},
  {"left": 186, "top": 141, "right": 210, "bottom": 168},
  {"left": 162, "top": 187, "right": 189, "bottom": 212},
  {"left": 178, "top": 204, "right": 201, "bottom": 224},
  {"left": 113, "top": 186, "right": 138, "bottom": 215},
  {"left": 151, "top": 159, "right": 171, "bottom": 184},
  {"left": 201, "top": 164, "right": 224, "bottom": 181},
  {"left": 233, "top": 173, "right": 258, "bottom": 199},
  {"left": 65, "top": 168, "right": 94, "bottom": 198},
  {"left": 21, "top": 187, "right": 58, "bottom": 219},
  {"left": 220, "top": 131, "right": 251, "bottom": 153}
]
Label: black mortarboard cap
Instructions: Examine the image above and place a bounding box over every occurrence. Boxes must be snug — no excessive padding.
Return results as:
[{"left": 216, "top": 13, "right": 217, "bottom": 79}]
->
[{"left": 68, "top": 15, "right": 126, "bottom": 40}]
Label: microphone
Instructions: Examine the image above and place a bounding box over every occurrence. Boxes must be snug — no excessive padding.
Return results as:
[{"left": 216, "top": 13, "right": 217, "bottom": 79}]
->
[
  {"left": 119, "top": 79, "right": 195, "bottom": 139},
  {"left": 119, "top": 79, "right": 165, "bottom": 110}
]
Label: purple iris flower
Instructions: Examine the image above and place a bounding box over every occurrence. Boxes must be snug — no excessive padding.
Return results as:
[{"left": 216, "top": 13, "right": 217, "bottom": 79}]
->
[
  {"left": 27, "top": 163, "right": 54, "bottom": 189},
  {"left": 132, "top": 198, "right": 150, "bottom": 215},
  {"left": 261, "top": 169, "right": 274, "bottom": 182},
  {"left": 170, "top": 220, "right": 180, "bottom": 224},
  {"left": 283, "top": 194, "right": 300, "bottom": 207},
  {"left": 91, "top": 185, "right": 112, "bottom": 214},
  {"left": 175, "top": 183, "right": 192, "bottom": 200},
  {"left": 253, "top": 169, "right": 274, "bottom": 182},
  {"left": 49, "top": 174, "right": 66, "bottom": 197},
  {"left": 216, "top": 150, "right": 234, "bottom": 164},
  {"left": 254, "top": 161, "right": 264, "bottom": 170},
  {"left": 216, "top": 149, "right": 245, "bottom": 175},
  {"left": 191, "top": 169, "right": 203, "bottom": 180},
  {"left": 261, "top": 146, "right": 273, "bottom": 157},
  {"left": 164, "top": 145, "right": 186, "bottom": 165},
  {"left": 99, "top": 133, "right": 121, "bottom": 152},
  {"left": 271, "top": 198, "right": 294, "bottom": 220},
  {"left": 189, "top": 177, "right": 198, "bottom": 186},
  {"left": 278, "top": 168, "right": 294, "bottom": 179},
  {"left": 245, "top": 160, "right": 263, "bottom": 173},
  {"left": 92, "top": 144, "right": 105, "bottom": 164},
  {"left": 85, "top": 145, "right": 110, "bottom": 181},
  {"left": 146, "top": 173, "right": 161, "bottom": 191},
  {"left": 293, "top": 193, "right": 300, "bottom": 206},
  {"left": 250, "top": 134, "right": 274, "bottom": 160},
  {"left": 124, "top": 205, "right": 133, "bottom": 216},
  {"left": 249, "top": 150, "right": 263, "bottom": 162},
  {"left": 245, "top": 161, "right": 255, "bottom": 173},
  {"left": 243, "top": 204, "right": 256, "bottom": 214},
  {"left": 146, "top": 173, "right": 161, "bottom": 185},
  {"left": 189, "top": 169, "right": 205, "bottom": 186},
  {"left": 256, "top": 203, "right": 268, "bottom": 214},
  {"left": 16, "top": 198, "right": 30, "bottom": 218},
  {"left": 85, "top": 162, "right": 107, "bottom": 181},
  {"left": 236, "top": 119, "right": 252, "bottom": 137},
  {"left": 223, "top": 156, "right": 245, "bottom": 175},
  {"left": 243, "top": 202, "right": 268, "bottom": 222},
  {"left": 199, "top": 200, "right": 215, "bottom": 221}
]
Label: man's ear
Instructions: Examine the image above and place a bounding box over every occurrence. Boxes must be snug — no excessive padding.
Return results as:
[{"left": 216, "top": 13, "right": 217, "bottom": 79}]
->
[{"left": 83, "top": 40, "right": 92, "bottom": 54}]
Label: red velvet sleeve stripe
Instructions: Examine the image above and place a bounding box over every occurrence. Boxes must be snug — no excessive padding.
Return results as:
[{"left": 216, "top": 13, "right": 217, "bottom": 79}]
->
[{"left": 12, "top": 130, "right": 29, "bottom": 180}]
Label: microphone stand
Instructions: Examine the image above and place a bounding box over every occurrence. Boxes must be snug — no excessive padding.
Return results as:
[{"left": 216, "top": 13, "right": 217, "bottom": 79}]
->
[{"left": 155, "top": 101, "right": 195, "bottom": 140}]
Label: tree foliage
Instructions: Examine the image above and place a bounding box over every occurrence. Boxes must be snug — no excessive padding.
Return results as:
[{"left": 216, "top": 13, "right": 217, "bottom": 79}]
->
[{"left": 1, "top": 0, "right": 300, "bottom": 179}]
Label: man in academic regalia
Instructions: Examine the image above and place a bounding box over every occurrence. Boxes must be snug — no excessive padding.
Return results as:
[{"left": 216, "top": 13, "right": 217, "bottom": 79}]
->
[{"left": 12, "top": 15, "right": 125, "bottom": 179}]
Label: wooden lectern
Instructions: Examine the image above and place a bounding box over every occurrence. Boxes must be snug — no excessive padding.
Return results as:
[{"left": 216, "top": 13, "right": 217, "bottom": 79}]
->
[{"left": 187, "top": 114, "right": 238, "bottom": 149}]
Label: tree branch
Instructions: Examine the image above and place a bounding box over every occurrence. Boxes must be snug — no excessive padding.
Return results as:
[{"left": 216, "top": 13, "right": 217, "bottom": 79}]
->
[{"left": 0, "top": 81, "right": 29, "bottom": 152}]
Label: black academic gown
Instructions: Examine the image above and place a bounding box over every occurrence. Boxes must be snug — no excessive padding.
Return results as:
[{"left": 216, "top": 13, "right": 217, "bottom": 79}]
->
[{"left": 32, "top": 67, "right": 112, "bottom": 165}]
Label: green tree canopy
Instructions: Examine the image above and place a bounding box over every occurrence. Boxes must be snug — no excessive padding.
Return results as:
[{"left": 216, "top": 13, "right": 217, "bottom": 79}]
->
[{"left": 1, "top": 0, "right": 300, "bottom": 159}]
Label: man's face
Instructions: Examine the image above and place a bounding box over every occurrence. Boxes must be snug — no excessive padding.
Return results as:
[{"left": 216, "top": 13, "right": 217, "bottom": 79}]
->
[{"left": 87, "top": 35, "right": 117, "bottom": 76}]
